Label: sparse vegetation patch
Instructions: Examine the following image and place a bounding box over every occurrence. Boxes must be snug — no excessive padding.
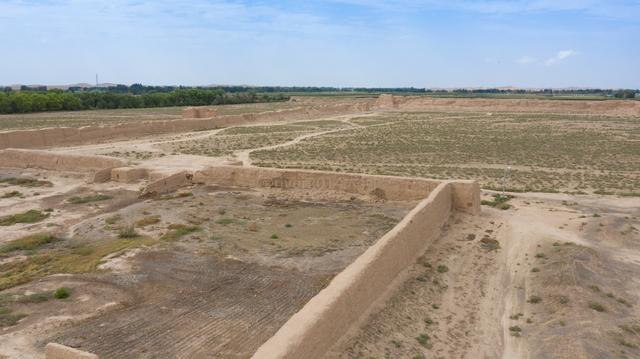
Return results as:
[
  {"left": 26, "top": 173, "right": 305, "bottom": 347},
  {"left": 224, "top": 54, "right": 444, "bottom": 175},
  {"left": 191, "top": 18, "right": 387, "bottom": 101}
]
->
[
  {"left": 68, "top": 194, "right": 112, "bottom": 204},
  {"left": 0, "top": 209, "right": 49, "bottom": 226},
  {"left": 0, "top": 233, "right": 57, "bottom": 253}
]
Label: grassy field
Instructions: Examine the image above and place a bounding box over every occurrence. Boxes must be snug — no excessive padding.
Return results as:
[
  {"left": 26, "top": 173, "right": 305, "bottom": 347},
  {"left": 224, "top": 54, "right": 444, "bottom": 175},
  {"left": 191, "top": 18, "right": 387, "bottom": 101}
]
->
[{"left": 251, "top": 112, "right": 640, "bottom": 195}]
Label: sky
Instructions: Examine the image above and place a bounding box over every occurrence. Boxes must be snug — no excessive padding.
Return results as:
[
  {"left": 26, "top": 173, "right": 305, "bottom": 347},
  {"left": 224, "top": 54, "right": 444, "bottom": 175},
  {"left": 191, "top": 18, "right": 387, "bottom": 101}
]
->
[{"left": 1, "top": 0, "right": 639, "bottom": 88}]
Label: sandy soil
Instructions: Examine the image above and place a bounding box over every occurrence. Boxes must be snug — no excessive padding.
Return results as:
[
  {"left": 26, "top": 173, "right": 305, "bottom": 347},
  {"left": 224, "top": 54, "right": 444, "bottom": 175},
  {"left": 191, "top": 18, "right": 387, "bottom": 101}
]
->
[
  {"left": 0, "top": 186, "right": 410, "bottom": 358},
  {"left": 1, "top": 100, "right": 639, "bottom": 358},
  {"left": 331, "top": 191, "right": 640, "bottom": 359}
]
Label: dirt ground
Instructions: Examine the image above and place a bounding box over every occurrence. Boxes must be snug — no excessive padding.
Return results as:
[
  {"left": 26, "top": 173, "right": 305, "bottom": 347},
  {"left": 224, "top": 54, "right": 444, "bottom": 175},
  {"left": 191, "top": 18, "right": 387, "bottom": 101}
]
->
[
  {"left": 330, "top": 191, "right": 640, "bottom": 359},
  {"left": 0, "top": 181, "right": 409, "bottom": 358}
]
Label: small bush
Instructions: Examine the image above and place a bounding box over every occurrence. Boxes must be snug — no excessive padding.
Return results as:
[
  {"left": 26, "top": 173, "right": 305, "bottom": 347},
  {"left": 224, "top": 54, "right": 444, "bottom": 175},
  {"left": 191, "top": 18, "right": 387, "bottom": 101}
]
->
[
  {"left": 531, "top": 267, "right": 540, "bottom": 273},
  {"left": 53, "top": 287, "right": 71, "bottom": 299},
  {"left": 535, "top": 253, "right": 546, "bottom": 259},
  {"left": 105, "top": 215, "right": 121, "bottom": 225},
  {"left": 285, "top": 223, "right": 293, "bottom": 228},
  {"left": 588, "top": 302, "right": 606, "bottom": 312},
  {"left": 480, "top": 238, "right": 500, "bottom": 250},
  {"left": 436, "top": 265, "right": 449, "bottom": 273},
  {"left": 528, "top": 295, "right": 542, "bottom": 304},
  {"left": 415, "top": 333, "right": 432, "bottom": 349},
  {"left": 271, "top": 234, "right": 279, "bottom": 239},
  {"left": 118, "top": 226, "right": 139, "bottom": 239},
  {"left": 509, "top": 326, "right": 522, "bottom": 336},
  {"left": 481, "top": 194, "right": 513, "bottom": 209}
]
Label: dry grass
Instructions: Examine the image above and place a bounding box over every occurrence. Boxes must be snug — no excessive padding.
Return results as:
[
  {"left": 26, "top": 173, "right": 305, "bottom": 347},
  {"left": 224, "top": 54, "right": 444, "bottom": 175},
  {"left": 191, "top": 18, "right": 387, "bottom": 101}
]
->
[
  {"left": 252, "top": 112, "right": 640, "bottom": 194},
  {"left": 0, "top": 210, "right": 50, "bottom": 226},
  {"left": 0, "top": 237, "right": 156, "bottom": 290}
]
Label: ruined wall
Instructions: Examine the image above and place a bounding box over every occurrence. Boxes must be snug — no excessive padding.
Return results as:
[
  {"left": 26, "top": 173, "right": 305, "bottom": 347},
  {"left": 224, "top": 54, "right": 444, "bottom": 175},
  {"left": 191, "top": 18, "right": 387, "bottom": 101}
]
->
[
  {"left": 0, "top": 101, "right": 373, "bottom": 150},
  {"left": 252, "top": 182, "right": 454, "bottom": 358},
  {"left": 140, "top": 171, "right": 193, "bottom": 196},
  {"left": 376, "top": 94, "right": 640, "bottom": 116},
  {"left": 374, "top": 94, "right": 399, "bottom": 109},
  {"left": 182, "top": 106, "right": 217, "bottom": 119},
  {"left": 194, "top": 166, "right": 438, "bottom": 201},
  {"left": 0, "top": 149, "right": 125, "bottom": 173},
  {"left": 194, "top": 166, "right": 479, "bottom": 213},
  {"left": 110, "top": 167, "right": 148, "bottom": 183},
  {"left": 45, "top": 343, "right": 98, "bottom": 359}
]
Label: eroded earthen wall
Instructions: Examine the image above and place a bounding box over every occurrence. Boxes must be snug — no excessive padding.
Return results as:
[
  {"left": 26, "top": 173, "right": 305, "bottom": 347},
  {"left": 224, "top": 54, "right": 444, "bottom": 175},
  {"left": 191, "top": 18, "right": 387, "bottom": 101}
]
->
[
  {"left": 377, "top": 95, "right": 640, "bottom": 116},
  {"left": 193, "top": 166, "right": 480, "bottom": 213},
  {"left": 0, "top": 149, "right": 125, "bottom": 173},
  {"left": 252, "top": 182, "right": 454, "bottom": 358},
  {"left": 0, "top": 101, "right": 373, "bottom": 150},
  {"left": 140, "top": 171, "right": 193, "bottom": 196},
  {"left": 193, "top": 166, "right": 440, "bottom": 202}
]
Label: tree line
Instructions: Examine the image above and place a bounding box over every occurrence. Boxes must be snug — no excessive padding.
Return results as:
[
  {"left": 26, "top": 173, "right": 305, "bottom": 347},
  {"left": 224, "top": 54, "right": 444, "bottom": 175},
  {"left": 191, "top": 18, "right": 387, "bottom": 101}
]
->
[
  {"left": 5, "top": 84, "right": 638, "bottom": 97},
  {"left": 0, "top": 89, "right": 289, "bottom": 114}
]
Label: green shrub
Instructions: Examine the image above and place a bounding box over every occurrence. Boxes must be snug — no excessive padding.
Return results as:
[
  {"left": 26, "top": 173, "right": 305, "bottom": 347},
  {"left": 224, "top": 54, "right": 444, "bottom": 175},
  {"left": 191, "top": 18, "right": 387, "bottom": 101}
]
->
[
  {"left": 53, "top": 287, "right": 70, "bottom": 299},
  {"left": 436, "top": 265, "right": 449, "bottom": 273},
  {"left": 481, "top": 194, "right": 514, "bottom": 209},
  {"left": 416, "top": 333, "right": 432, "bottom": 349}
]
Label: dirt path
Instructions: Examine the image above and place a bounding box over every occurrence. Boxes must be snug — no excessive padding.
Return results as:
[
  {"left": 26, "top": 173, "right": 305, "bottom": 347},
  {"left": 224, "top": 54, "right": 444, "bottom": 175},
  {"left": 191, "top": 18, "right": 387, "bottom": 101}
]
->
[{"left": 234, "top": 116, "right": 360, "bottom": 166}]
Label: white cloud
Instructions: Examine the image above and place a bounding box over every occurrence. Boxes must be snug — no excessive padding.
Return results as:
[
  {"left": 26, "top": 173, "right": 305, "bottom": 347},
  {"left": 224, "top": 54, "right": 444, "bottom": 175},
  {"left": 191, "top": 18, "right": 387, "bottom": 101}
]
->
[
  {"left": 544, "top": 49, "right": 578, "bottom": 66},
  {"left": 517, "top": 56, "right": 537, "bottom": 64}
]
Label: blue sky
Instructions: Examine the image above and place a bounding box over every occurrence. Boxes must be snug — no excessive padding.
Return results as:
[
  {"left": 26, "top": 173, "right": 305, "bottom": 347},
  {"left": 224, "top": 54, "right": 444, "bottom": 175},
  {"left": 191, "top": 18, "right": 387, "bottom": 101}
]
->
[{"left": 1, "top": 0, "right": 639, "bottom": 88}]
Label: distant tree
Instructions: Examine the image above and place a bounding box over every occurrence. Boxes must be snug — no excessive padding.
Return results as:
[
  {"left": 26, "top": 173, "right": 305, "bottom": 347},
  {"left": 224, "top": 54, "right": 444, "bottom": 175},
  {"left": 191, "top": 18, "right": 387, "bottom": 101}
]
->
[{"left": 614, "top": 89, "right": 637, "bottom": 99}]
